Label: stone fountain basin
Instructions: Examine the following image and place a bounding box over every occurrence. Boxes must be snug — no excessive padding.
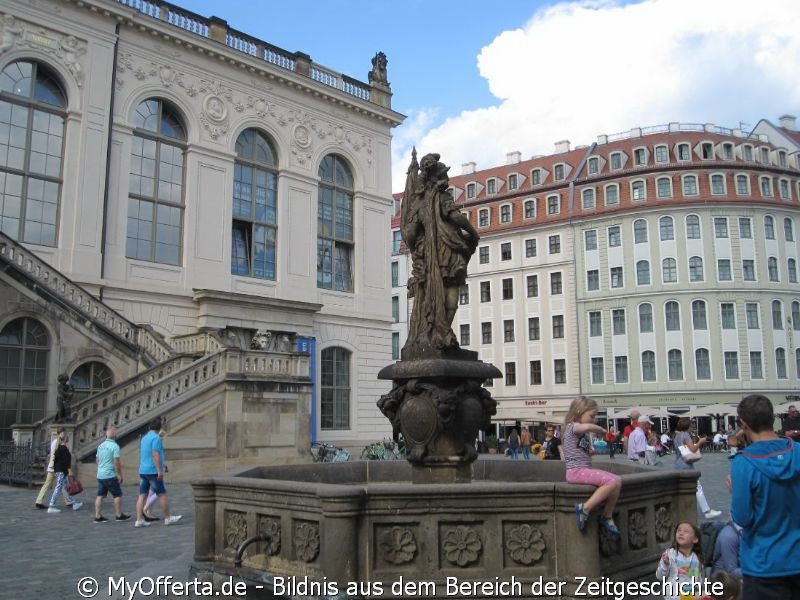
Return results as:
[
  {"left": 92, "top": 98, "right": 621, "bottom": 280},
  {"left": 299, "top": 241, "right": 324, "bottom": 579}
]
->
[{"left": 191, "top": 460, "right": 699, "bottom": 599}]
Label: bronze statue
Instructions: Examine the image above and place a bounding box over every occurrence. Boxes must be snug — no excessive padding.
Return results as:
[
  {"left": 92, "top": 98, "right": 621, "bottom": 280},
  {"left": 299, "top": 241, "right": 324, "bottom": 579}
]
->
[
  {"left": 55, "top": 373, "right": 74, "bottom": 423},
  {"left": 400, "top": 149, "right": 479, "bottom": 357}
]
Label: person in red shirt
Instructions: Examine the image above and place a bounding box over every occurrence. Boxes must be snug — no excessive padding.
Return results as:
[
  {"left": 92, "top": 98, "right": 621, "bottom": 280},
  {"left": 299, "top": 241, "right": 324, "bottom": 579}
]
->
[{"left": 621, "top": 409, "right": 640, "bottom": 457}]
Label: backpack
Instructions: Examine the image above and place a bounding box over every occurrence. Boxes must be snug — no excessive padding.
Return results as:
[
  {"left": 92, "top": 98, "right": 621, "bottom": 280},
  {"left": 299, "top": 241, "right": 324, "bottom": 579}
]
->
[{"left": 700, "top": 521, "right": 726, "bottom": 567}]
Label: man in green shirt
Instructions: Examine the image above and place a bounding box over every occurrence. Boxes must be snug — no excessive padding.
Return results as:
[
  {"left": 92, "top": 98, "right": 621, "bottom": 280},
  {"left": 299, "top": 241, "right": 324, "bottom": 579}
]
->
[{"left": 94, "top": 426, "right": 130, "bottom": 523}]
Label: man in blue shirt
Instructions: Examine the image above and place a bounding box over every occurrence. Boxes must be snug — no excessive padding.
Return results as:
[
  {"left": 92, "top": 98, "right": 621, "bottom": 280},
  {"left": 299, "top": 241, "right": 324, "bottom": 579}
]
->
[
  {"left": 134, "top": 418, "right": 181, "bottom": 528},
  {"left": 94, "top": 426, "right": 130, "bottom": 522},
  {"left": 730, "top": 394, "right": 800, "bottom": 599}
]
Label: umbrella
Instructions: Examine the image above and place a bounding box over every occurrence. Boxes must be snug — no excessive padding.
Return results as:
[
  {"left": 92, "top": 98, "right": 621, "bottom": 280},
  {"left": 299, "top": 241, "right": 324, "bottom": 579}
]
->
[
  {"left": 636, "top": 406, "right": 679, "bottom": 418},
  {"left": 683, "top": 404, "right": 736, "bottom": 418}
]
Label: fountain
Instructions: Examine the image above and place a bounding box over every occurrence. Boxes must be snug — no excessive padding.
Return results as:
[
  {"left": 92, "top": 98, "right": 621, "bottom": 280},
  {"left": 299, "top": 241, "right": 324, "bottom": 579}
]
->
[{"left": 190, "top": 151, "right": 699, "bottom": 599}]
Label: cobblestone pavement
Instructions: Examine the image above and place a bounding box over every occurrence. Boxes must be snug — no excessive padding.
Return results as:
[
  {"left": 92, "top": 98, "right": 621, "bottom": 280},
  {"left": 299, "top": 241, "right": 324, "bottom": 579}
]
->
[{"left": 0, "top": 452, "right": 735, "bottom": 600}]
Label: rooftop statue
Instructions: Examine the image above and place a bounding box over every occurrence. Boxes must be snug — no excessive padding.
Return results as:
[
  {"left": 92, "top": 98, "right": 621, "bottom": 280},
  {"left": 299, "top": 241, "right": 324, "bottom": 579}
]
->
[{"left": 400, "top": 149, "right": 479, "bottom": 358}]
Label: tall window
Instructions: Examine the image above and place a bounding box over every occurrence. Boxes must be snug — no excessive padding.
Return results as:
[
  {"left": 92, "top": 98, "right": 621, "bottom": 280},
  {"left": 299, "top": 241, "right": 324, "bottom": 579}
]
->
[
  {"left": 612, "top": 309, "right": 626, "bottom": 335},
  {"left": 70, "top": 361, "right": 113, "bottom": 404},
  {"left": 656, "top": 177, "right": 672, "bottom": 198},
  {"left": 717, "top": 259, "right": 732, "bottom": 281},
  {"left": 503, "top": 319, "right": 515, "bottom": 342},
  {"left": 714, "top": 217, "right": 728, "bottom": 238},
  {"left": 739, "top": 217, "right": 752, "bottom": 238},
  {"left": 710, "top": 174, "right": 725, "bottom": 195},
  {"left": 0, "top": 61, "right": 66, "bottom": 246},
  {"left": 524, "top": 199, "right": 535, "bottom": 219},
  {"left": 735, "top": 174, "right": 749, "bottom": 195},
  {"left": 746, "top": 302, "right": 760, "bottom": 329},
  {"left": 549, "top": 235, "right": 561, "bottom": 254},
  {"left": 480, "top": 281, "right": 491, "bottom": 302},
  {"left": 721, "top": 302, "right": 736, "bottom": 329},
  {"left": 764, "top": 216, "right": 775, "bottom": 239},
  {"left": 610, "top": 266, "right": 623, "bottom": 288},
  {"left": 642, "top": 351, "right": 656, "bottom": 382},
  {"left": 636, "top": 260, "right": 650, "bottom": 285},
  {"left": 502, "top": 278, "right": 513, "bottom": 300},
  {"left": 500, "top": 204, "right": 511, "bottom": 222},
  {"left": 750, "top": 352, "right": 763, "bottom": 379},
  {"left": 631, "top": 180, "right": 645, "bottom": 201},
  {"left": 481, "top": 322, "right": 492, "bottom": 344},
  {"left": 504, "top": 362, "right": 516, "bottom": 386},
  {"left": 526, "top": 274, "right": 538, "bottom": 297},
  {"left": 582, "top": 188, "right": 595, "bottom": 209},
  {"left": 320, "top": 347, "right": 350, "bottom": 429},
  {"left": 662, "top": 258, "right": 677, "bottom": 283},
  {"left": 634, "top": 219, "right": 648, "bottom": 243},
  {"left": 695, "top": 349, "right": 711, "bottom": 380},
  {"left": 554, "top": 359, "right": 566, "bottom": 384},
  {"left": 584, "top": 230, "right": 597, "bottom": 250},
  {"left": 668, "top": 349, "right": 683, "bottom": 380},
  {"left": 772, "top": 300, "right": 783, "bottom": 330},
  {"left": 692, "top": 300, "right": 707, "bottom": 330},
  {"left": 552, "top": 315, "right": 564, "bottom": 338},
  {"left": 785, "top": 218, "right": 795, "bottom": 242},
  {"left": 605, "top": 184, "right": 619, "bottom": 205},
  {"left": 689, "top": 256, "right": 704, "bottom": 282},
  {"left": 591, "top": 357, "right": 604, "bottom": 384},
  {"left": 792, "top": 301, "right": 800, "bottom": 330},
  {"left": 550, "top": 272, "right": 562, "bottom": 295},
  {"left": 317, "top": 154, "right": 354, "bottom": 291},
  {"left": 391, "top": 296, "right": 399, "bottom": 322},
  {"left": 776, "top": 348, "right": 787, "bottom": 379},
  {"left": 0, "top": 317, "right": 48, "bottom": 439},
  {"left": 615, "top": 356, "right": 628, "bottom": 383},
  {"left": 768, "top": 257, "right": 779, "bottom": 282},
  {"left": 659, "top": 216, "right": 674, "bottom": 240},
  {"left": 459, "top": 324, "right": 470, "bottom": 347},
  {"left": 392, "top": 332, "right": 400, "bottom": 359},
  {"left": 682, "top": 175, "right": 698, "bottom": 196},
  {"left": 589, "top": 311, "right": 602, "bottom": 337},
  {"left": 665, "top": 301, "right": 681, "bottom": 330},
  {"left": 608, "top": 226, "right": 621, "bottom": 247},
  {"left": 528, "top": 317, "right": 540, "bottom": 341},
  {"left": 525, "top": 238, "right": 537, "bottom": 257},
  {"left": 686, "top": 215, "right": 701, "bottom": 239},
  {"left": 639, "top": 303, "right": 653, "bottom": 332},
  {"left": 391, "top": 262, "right": 399, "bottom": 287},
  {"left": 587, "top": 270, "right": 599, "bottom": 291},
  {"left": 127, "top": 98, "right": 186, "bottom": 265},
  {"left": 231, "top": 129, "right": 278, "bottom": 279},
  {"left": 530, "top": 360, "right": 542, "bottom": 385}
]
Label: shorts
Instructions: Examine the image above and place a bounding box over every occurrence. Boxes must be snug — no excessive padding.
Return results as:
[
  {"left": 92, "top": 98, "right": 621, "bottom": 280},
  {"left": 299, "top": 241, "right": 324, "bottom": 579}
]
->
[
  {"left": 566, "top": 467, "right": 621, "bottom": 487},
  {"left": 138, "top": 473, "right": 167, "bottom": 496},
  {"left": 96, "top": 477, "right": 123, "bottom": 498}
]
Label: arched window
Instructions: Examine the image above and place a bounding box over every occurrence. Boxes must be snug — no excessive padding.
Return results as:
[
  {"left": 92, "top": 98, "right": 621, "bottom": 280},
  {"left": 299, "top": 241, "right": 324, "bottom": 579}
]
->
[
  {"left": 662, "top": 258, "right": 677, "bottom": 283},
  {"left": 70, "top": 361, "right": 114, "bottom": 403},
  {"left": 0, "top": 317, "right": 49, "bottom": 439},
  {"left": 641, "top": 350, "right": 656, "bottom": 381},
  {"left": 0, "top": 60, "right": 66, "bottom": 246},
  {"left": 127, "top": 98, "right": 186, "bottom": 265},
  {"left": 231, "top": 129, "right": 278, "bottom": 279},
  {"left": 317, "top": 154, "right": 354, "bottom": 292},
  {"left": 633, "top": 218, "right": 648, "bottom": 243},
  {"left": 638, "top": 303, "right": 653, "bottom": 332},
  {"left": 692, "top": 300, "right": 707, "bottom": 330},
  {"left": 665, "top": 301, "right": 681, "bottom": 330},
  {"left": 695, "top": 348, "right": 711, "bottom": 380},
  {"left": 784, "top": 218, "right": 794, "bottom": 242},
  {"left": 768, "top": 257, "right": 779, "bottom": 282},
  {"left": 685, "top": 215, "right": 701, "bottom": 239},
  {"left": 764, "top": 216, "right": 775, "bottom": 239},
  {"left": 320, "top": 346, "right": 350, "bottom": 430},
  {"left": 689, "top": 256, "right": 704, "bottom": 282},
  {"left": 659, "top": 216, "right": 674, "bottom": 240}
]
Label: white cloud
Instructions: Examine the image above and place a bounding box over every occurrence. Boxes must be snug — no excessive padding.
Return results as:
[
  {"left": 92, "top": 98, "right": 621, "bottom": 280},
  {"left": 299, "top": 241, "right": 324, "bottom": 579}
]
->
[{"left": 391, "top": 0, "right": 800, "bottom": 190}]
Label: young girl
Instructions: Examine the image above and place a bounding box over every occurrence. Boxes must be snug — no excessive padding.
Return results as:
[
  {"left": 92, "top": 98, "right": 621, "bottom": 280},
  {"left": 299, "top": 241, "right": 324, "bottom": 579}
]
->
[
  {"left": 564, "top": 395, "right": 622, "bottom": 535},
  {"left": 656, "top": 521, "right": 705, "bottom": 600}
]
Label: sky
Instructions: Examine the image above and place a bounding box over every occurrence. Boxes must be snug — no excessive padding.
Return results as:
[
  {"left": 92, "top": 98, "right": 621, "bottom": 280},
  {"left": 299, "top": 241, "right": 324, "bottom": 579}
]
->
[{"left": 175, "top": 0, "right": 800, "bottom": 192}]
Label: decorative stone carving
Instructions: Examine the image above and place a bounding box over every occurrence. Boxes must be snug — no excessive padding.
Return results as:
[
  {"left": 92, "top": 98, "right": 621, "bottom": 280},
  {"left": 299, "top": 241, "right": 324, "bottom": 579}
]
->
[
  {"left": 379, "top": 526, "right": 417, "bottom": 565},
  {"left": 224, "top": 511, "right": 248, "bottom": 550},
  {"left": 368, "top": 52, "right": 388, "bottom": 86},
  {"left": 654, "top": 504, "right": 673, "bottom": 543},
  {"left": 627, "top": 509, "right": 648, "bottom": 550},
  {"left": 441, "top": 525, "right": 482, "bottom": 567},
  {"left": 505, "top": 523, "right": 546, "bottom": 566},
  {"left": 294, "top": 521, "right": 320, "bottom": 563},
  {"left": 599, "top": 522, "right": 622, "bottom": 557},
  {"left": 257, "top": 515, "right": 281, "bottom": 556},
  {"left": 0, "top": 14, "right": 23, "bottom": 53},
  {"left": 250, "top": 330, "right": 293, "bottom": 352}
]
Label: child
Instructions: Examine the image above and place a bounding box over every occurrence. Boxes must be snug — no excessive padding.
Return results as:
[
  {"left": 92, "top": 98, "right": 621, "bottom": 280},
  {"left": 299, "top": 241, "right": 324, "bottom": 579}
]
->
[
  {"left": 656, "top": 521, "right": 705, "bottom": 600},
  {"left": 699, "top": 571, "right": 740, "bottom": 600},
  {"left": 564, "top": 395, "right": 622, "bottom": 535}
]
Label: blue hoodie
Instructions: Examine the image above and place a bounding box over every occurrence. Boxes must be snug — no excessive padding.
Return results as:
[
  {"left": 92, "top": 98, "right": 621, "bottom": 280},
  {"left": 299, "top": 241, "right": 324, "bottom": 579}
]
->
[{"left": 730, "top": 437, "right": 800, "bottom": 577}]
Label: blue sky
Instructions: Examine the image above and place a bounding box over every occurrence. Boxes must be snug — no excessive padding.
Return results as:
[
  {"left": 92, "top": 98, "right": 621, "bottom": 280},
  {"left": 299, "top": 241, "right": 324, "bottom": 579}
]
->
[{"left": 176, "top": 0, "right": 800, "bottom": 191}]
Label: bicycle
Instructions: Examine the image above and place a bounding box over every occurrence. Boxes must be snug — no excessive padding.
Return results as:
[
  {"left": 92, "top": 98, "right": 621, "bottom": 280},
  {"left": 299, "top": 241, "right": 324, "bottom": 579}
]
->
[{"left": 310, "top": 442, "right": 350, "bottom": 463}]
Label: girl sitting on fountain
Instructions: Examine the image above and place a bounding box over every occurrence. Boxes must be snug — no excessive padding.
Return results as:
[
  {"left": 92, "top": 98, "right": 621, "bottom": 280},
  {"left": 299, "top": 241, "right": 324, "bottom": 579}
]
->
[{"left": 564, "top": 395, "right": 622, "bottom": 535}]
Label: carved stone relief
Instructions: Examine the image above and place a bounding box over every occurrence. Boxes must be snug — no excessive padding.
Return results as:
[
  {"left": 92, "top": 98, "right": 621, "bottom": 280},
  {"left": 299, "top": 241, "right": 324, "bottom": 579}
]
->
[
  {"left": 627, "top": 509, "right": 648, "bottom": 550},
  {"left": 224, "top": 510, "right": 248, "bottom": 550},
  {"left": 441, "top": 524, "right": 482, "bottom": 568},
  {"left": 378, "top": 526, "right": 417, "bottom": 566},
  {"left": 654, "top": 504, "right": 673, "bottom": 543},
  {"left": 256, "top": 515, "right": 281, "bottom": 556},
  {"left": 504, "top": 523, "right": 547, "bottom": 566},
  {"left": 0, "top": 14, "right": 87, "bottom": 87},
  {"left": 294, "top": 521, "right": 320, "bottom": 563}
]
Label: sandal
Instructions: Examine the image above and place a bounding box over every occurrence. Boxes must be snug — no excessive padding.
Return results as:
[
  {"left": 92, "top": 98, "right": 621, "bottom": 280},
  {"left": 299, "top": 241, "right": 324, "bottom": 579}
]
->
[
  {"left": 599, "top": 515, "right": 620, "bottom": 536},
  {"left": 574, "top": 503, "right": 590, "bottom": 532}
]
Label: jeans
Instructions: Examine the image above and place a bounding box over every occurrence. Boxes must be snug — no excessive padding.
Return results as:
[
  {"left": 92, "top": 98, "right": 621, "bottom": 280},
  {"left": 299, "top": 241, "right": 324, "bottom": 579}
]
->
[
  {"left": 522, "top": 446, "right": 531, "bottom": 460},
  {"left": 743, "top": 574, "right": 800, "bottom": 600}
]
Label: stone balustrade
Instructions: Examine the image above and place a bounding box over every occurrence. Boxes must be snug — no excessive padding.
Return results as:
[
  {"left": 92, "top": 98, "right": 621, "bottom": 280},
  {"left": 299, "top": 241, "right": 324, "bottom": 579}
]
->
[{"left": 171, "top": 331, "right": 227, "bottom": 356}]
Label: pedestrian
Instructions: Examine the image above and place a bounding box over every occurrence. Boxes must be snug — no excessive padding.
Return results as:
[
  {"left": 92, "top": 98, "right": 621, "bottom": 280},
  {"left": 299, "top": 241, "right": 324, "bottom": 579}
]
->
[
  {"left": 134, "top": 418, "right": 181, "bottom": 528},
  {"left": 673, "top": 417, "right": 722, "bottom": 519},
  {"left": 621, "top": 409, "right": 640, "bottom": 456},
  {"left": 94, "top": 426, "right": 130, "bottom": 523},
  {"left": 34, "top": 427, "right": 71, "bottom": 510},
  {"left": 730, "top": 394, "right": 800, "bottom": 599},
  {"left": 519, "top": 427, "right": 532, "bottom": 460},
  {"left": 541, "top": 425, "right": 563, "bottom": 460},
  {"left": 628, "top": 415, "right": 652, "bottom": 464},
  {"left": 507, "top": 429, "right": 520, "bottom": 460},
  {"left": 661, "top": 430, "right": 673, "bottom": 454},
  {"left": 782, "top": 404, "right": 800, "bottom": 443},
  {"left": 604, "top": 426, "right": 618, "bottom": 459},
  {"left": 710, "top": 521, "right": 742, "bottom": 579},
  {"left": 656, "top": 521, "right": 705, "bottom": 600},
  {"left": 143, "top": 429, "right": 167, "bottom": 521},
  {"left": 564, "top": 395, "right": 621, "bottom": 536},
  {"left": 47, "top": 432, "right": 83, "bottom": 514}
]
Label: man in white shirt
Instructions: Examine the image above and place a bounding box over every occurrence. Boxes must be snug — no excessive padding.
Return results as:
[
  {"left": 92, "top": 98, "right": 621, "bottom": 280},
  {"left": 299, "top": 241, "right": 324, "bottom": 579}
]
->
[{"left": 628, "top": 415, "right": 652, "bottom": 463}]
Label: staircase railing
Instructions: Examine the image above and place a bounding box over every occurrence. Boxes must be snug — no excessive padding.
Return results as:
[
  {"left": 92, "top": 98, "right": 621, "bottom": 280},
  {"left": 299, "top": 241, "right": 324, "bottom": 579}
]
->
[
  {"left": 0, "top": 232, "right": 174, "bottom": 363},
  {"left": 71, "top": 348, "right": 310, "bottom": 460}
]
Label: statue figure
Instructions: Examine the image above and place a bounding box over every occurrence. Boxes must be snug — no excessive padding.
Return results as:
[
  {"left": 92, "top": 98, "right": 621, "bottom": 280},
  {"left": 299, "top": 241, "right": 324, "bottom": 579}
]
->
[
  {"left": 400, "top": 149, "right": 479, "bottom": 357},
  {"left": 368, "top": 51, "right": 389, "bottom": 86},
  {"left": 55, "top": 374, "right": 74, "bottom": 423},
  {"left": 251, "top": 330, "right": 272, "bottom": 350}
]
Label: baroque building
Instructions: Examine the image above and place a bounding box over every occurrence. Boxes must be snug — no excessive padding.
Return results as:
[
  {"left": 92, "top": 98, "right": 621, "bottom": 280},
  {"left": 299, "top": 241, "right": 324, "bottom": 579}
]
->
[
  {"left": 391, "top": 120, "right": 800, "bottom": 433},
  {"left": 0, "top": 0, "right": 403, "bottom": 476}
]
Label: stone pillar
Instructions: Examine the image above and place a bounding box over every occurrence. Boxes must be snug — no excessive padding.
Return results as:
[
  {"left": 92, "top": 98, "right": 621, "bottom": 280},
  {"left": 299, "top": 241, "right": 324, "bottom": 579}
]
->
[
  {"left": 208, "top": 17, "right": 228, "bottom": 44},
  {"left": 192, "top": 480, "right": 217, "bottom": 562},
  {"left": 319, "top": 487, "right": 365, "bottom": 582},
  {"left": 11, "top": 424, "right": 35, "bottom": 446},
  {"left": 294, "top": 52, "right": 311, "bottom": 77},
  {"left": 369, "top": 82, "right": 392, "bottom": 109}
]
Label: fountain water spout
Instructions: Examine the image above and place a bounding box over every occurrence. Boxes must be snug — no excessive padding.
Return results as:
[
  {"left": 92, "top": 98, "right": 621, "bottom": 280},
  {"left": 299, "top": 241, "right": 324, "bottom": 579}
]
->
[{"left": 234, "top": 532, "right": 272, "bottom": 568}]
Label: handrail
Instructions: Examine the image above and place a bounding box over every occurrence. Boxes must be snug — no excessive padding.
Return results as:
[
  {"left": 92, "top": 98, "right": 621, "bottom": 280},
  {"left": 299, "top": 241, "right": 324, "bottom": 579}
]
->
[
  {"left": 112, "top": 0, "right": 372, "bottom": 103},
  {"left": 0, "top": 232, "right": 174, "bottom": 363}
]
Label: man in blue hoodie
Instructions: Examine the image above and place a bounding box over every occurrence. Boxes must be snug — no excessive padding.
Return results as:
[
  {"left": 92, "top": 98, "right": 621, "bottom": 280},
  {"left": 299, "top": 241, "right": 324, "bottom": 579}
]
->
[{"left": 730, "top": 394, "right": 800, "bottom": 599}]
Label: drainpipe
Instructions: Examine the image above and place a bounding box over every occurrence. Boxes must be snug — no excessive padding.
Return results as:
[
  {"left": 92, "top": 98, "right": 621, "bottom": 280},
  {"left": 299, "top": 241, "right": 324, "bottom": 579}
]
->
[{"left": 100, "top": 24, "right": 121, "bottom": 284}]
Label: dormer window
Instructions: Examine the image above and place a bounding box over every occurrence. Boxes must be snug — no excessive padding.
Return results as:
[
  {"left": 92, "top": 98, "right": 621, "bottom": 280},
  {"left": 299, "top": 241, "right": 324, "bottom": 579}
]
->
[
  {"left": 778, "top": 150, "right": 787, "bottom": 168},
  {"left": 467, "top": 183, "right": 476, "bottom": 199},
  {"left": 587, "top": 157, "right": 599, "bottom": 175},
  {"left": 554, "top": 164, "right": 565, "bottom": 181},
  {"left": 487, "top": 178, "right": 496, "bottom": 195},
  {"left": 610, "top": 152, "right": 622, "bottom": 170},
  {"left": 508, "top": 173, "right": 518, "bottom": 190},
  {"left": 760, "top": 147, "right": 770, "bottom": 164},
  {"left": 743, "top": 144, "right": 753, "bottom": 161},
  {"left": 654, "top": 145, "right": 668, "bottom": 163},
  {"left": 722, "top": 143, "right": 734, "bottom": 160},
  {"left": 633, "top": 147, "right": 646, "bottom": 166},
  {"left": 701, "top": 142, "right": 714, "bottom": 159},
  {"left": 531, "top": 169, "right": 542, "bottom": 185},
  {"left": 677, "top": 143, "right": 690, "bottom": 161}
]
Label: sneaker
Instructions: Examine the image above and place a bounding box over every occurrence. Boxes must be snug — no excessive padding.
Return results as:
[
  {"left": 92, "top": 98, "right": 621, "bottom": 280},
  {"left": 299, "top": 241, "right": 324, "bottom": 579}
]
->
[
  {"left": 705, "top": 509, "right": 722, "bottom": 519},
  {"left": 115, "top": 513, "right": 131, "bottom": 522},
  {"left": 94, "top": 516, "right": 109, "bottom": 523},
  {"left": 143, "top": 515, "right": 160, "bottom": 522},
  {"left": 72, "top": 502, "right": 83, "bottom": 511},
  {"left": 164, "top": 515, "right": 182, "bottom": 526},
  {"left": 134, "top": 519, "right": 151, "bottom": 528},
  {"left": 35, "top": 503, "right": 47, "bottom": 510},
  {"left": 47, "top": 507, "right": 61, "bottom": 513}
]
